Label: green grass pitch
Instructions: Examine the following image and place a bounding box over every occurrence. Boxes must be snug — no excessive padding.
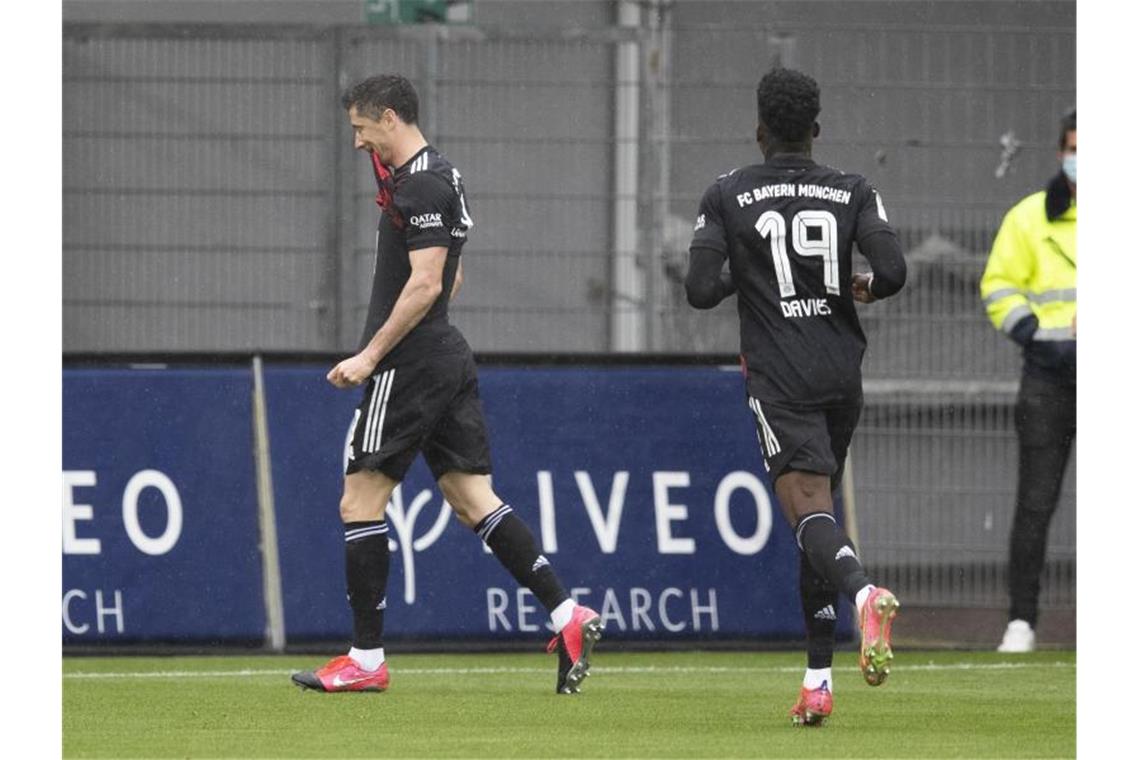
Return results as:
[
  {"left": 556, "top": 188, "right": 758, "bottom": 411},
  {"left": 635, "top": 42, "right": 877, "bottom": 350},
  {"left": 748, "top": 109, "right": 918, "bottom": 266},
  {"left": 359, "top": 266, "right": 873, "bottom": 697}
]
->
[{"left": 63, "top": 649, "right": 1075, "bottom": 758}]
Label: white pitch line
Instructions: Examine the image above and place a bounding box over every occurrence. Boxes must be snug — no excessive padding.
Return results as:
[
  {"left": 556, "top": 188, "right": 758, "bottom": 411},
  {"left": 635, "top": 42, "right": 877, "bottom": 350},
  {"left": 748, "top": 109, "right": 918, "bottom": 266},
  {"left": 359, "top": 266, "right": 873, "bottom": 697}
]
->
[{"left": 63, "top": 661, "right": 1073, "bottom": 681}]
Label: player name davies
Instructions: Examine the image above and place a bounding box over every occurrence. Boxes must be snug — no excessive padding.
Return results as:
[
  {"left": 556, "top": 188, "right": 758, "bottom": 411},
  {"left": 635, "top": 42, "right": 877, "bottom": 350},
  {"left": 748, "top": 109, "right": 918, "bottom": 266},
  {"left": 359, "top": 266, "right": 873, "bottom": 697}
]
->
[{"left": 736, "top": 183, "right": 853, "bottom": 207}]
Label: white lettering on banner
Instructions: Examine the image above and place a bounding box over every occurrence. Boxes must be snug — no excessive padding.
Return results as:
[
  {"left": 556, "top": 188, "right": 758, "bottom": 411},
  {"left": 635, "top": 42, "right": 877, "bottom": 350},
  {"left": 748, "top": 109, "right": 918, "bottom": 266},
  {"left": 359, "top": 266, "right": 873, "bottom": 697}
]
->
[
  {"left": 659, "top": 587, "right": 686, "bottom": 632},
  {"left": 486, "top": 586, "right": 720, "bottom": 634},
  {"left": 599, "top": 587, "right": 626, "bottom": 630},
  {"left": 63, "top": 471, "right": 101, "bottom": 555},
  {"left": 122, "top": 470, "right": 183, "bottom": 556},
  {"left": 652, "top": 472, "right": 695, "bottom": 554},
  {"left": 327, "top": 439, "right": 784, "bottom": 607},
  {"left": 487, "top": 588, "right": 510, "bottom": 631},
  {"left": 575, "top": 471, "right": 629, "bottom": 554},
  {"left": 629, "top": 588, "right": 655, "bottom": 631},
  {"left": 63, "top": 589, "right": 125, "bottom": 635},
  {"left": 691, "top": 588, "right": 719, "bottom": 631},
  {"left": 517, "top": 587, "right": 540, "bottom": 632},
  {"left": 96, "top": 589, "right": 126, "bottom": 633},
  {"left": 536, "top": 471, "right": 559, "bottom": 553},
  {"left": 62, "top": 589, "right": 89, "bottom": 634},
  {"left": 714, "top": 471, "right": 774, "bottom": 555},
  {"left": 63, "top": 469, "right": 186, "bottom": 556}
]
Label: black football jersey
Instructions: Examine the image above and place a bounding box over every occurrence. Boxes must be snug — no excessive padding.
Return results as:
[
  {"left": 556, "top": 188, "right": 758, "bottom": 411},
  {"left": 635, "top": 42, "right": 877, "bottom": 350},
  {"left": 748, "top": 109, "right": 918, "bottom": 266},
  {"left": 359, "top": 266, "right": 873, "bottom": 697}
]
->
[
  {"left": 690, "top": 154, "right": 895, "bottom": 407},
  {"left": 360, "top": 145, "right": 474, "bottom": 366}
]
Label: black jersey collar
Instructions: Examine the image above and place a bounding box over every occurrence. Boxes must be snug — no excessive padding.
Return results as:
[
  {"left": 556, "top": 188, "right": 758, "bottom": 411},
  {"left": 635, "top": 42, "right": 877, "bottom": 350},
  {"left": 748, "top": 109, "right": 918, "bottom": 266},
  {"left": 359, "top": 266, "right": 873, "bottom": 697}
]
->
[{"left": 764, "top": 153, "right": 816, "bottom": 168}]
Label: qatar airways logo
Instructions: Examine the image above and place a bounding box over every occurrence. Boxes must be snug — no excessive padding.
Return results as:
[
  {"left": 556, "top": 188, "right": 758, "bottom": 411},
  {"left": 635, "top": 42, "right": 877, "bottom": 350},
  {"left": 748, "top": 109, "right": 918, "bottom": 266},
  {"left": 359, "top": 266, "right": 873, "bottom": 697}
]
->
[{"left": 409, "top": 212, "right": 443, "bottom": 229}]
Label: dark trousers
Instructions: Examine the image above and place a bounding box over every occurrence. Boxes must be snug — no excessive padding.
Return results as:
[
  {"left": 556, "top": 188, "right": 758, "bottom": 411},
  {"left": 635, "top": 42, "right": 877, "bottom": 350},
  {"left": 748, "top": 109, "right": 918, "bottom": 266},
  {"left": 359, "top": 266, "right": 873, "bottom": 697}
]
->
[{"left": 1008, "top": 372, "right": 1076, "bottom": 627}]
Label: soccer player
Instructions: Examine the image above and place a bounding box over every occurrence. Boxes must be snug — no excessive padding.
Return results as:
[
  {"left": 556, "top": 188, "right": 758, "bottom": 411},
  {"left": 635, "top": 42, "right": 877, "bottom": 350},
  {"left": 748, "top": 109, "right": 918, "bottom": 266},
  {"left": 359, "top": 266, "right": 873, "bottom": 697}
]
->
[
  {"left": 292, "top": 75, "right": 601, "bottom": 695},
  {"left": 685, "top": 68, "right": 907, "bottom": 726}
]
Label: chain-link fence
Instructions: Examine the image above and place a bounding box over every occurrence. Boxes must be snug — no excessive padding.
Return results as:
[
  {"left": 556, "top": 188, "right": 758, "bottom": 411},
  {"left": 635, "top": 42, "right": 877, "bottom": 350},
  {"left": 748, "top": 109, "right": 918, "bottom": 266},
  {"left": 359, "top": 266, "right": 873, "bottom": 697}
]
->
[{"left": 62, "top": 0, "right": 1076, "bottom": 610}]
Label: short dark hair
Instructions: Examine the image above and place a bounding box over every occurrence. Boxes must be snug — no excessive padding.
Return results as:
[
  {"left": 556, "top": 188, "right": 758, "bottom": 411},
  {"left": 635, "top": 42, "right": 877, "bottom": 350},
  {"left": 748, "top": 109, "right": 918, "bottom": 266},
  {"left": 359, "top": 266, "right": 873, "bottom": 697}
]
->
[
  {"left": 1058, "top": 109, "right": 1076, "bottom": 149},
  {"left": 756, "top": 68, "right": 820, "bottom": 144},
  {"left": 341, "top": 75, "right": 419, "bottom": 125}
]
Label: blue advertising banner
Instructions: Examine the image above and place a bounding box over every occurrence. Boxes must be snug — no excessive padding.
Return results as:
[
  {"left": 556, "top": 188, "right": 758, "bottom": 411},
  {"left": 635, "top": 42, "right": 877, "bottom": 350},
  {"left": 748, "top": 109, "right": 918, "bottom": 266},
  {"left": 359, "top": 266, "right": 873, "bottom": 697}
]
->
[
  {"left": 267, "top": 363, "right": 854, "bottom": 643},
  {"left": 62, "top": 368, "right": 264, "bottom": 643}
]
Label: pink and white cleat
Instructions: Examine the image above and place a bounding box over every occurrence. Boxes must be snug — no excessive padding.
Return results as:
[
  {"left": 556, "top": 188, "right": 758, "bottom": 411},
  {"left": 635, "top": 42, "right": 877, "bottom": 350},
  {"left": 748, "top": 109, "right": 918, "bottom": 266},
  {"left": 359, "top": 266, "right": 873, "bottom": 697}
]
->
[
  {"left": 546, "top": 605, "right": 603, "bottom": 694},
  {"left": 789, "top": 682, "right": 833, "bottom": 727},
  {"left": 291, "top": 655, "right": 390, "bottom": 693},
  {"left": 859, "top": 587, "right": 900, "bottom": 686}
]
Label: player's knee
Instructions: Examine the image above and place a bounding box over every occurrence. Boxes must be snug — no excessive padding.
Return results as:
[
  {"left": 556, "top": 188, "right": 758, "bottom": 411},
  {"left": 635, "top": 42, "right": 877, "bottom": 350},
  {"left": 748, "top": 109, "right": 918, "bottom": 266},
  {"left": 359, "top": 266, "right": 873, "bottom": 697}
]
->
[
  {"left": 446, "top": 493, "right": 495, "bottom": 528},
  {"left": 776, "top": 471, "right": 833, "bottom": 516},
  {"left": 339, "top": 492, "right": 368, "bottom": 523},
  {"left": 437, "top": 477, "right": 470, "bottom": 516},
  {"left": 338, "top": 488, "right": 387, "bottom": 523},
  {"left": 438, "top": 473, "right": 499, "bottom": 527}
]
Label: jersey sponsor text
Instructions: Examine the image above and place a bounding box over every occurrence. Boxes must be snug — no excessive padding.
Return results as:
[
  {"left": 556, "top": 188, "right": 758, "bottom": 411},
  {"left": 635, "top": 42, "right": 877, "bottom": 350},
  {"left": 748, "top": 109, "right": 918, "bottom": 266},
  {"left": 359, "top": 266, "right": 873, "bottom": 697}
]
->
[
  {"left": 736, "top": 183, "right": 853, "bottom": 208},
  {"left": 409, "top": 212, "right": 444, "bottom": 229}
]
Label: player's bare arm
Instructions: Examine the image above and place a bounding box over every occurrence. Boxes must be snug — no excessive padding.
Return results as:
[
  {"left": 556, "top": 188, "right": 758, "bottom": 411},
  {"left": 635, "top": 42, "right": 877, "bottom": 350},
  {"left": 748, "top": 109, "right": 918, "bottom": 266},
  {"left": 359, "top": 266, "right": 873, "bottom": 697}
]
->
[
  {"left": 852, "top": 230, "right": 907, "bottom": 304},
  {"left": 327, "top": 245, "right": 449, "bottom": 388}
]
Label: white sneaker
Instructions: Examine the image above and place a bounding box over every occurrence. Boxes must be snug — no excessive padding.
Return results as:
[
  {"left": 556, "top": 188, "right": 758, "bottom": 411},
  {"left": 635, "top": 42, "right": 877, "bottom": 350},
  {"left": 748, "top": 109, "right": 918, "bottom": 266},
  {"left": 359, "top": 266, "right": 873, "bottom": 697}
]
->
[{"left": 997, "top": 619, "right": 1036, "bottom": 653}]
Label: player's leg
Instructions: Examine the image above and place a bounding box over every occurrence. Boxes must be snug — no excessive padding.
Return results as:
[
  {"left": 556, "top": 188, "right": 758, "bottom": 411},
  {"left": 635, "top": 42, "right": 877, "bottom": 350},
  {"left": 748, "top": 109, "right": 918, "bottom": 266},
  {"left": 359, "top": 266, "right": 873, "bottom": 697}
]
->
[
  {"left": 426, "top": 350, "right": 600, "bottom": 693},
  {"left": 790, "top": 551, "right": 837, "bottom": 726},
  {"left": 437, "top": 470, "right": 572, "bottom": 615},
  {"left": 751, "top": 397, "right": 898, "bottom": 689},
  {"left": 1001, "top": 375, "right": 1076, "bottom": 652},
  {"left": 292, "top": 367, "right": 426, "bottom": 693},
  {"left": 777, "top": 470, "right": 898, "bottom": 687},
  {"left": 755, "top": 398, "right": 876, "bottom": 614},
  {"left": 292, "top": 469, "right": 398, "bottom": 693},
  {"left": 436, "top": 471, "right": 601, "bottom": 694},
  {"left": 750, "top": 396, "right": 846, "bottom": 714}
]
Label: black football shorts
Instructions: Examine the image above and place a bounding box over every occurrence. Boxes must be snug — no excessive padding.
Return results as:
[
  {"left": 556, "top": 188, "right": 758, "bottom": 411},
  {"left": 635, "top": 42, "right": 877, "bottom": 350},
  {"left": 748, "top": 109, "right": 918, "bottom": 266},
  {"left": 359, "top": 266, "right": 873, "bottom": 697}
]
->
[
  {"left": 346, "top": 348, "right": 493, "bottom": 481},
  {"left": 746, "top": 395, "right": 862, "bottom": 489}
]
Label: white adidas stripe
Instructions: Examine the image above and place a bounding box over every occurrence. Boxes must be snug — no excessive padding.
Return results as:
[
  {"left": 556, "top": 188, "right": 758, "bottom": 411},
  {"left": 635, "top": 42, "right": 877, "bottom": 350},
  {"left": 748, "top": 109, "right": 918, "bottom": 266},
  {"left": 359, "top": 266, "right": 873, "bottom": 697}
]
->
[
  {"left": 370, "top": 368, "right": 396, "bottom": 452},
  {"left": 477, "top": 505, "right": 513, "bottom": 540},
  {"left": 345, "top": 525, "right": 389, "bottom": 542},
  {"left": 361, "top": 371, "right": 386, "bottom": 454},
  {"left": 363, "top": 370, "right": 395, "bottom": 453},
  {"left": 795, "top": 512, "right": 836, "bottom": 549},
  {"left": 753, "top": 399, "right": 780, "bottom": 454},
  {"left": 749, "top": 398, "right": 780, "bottom": 455}
]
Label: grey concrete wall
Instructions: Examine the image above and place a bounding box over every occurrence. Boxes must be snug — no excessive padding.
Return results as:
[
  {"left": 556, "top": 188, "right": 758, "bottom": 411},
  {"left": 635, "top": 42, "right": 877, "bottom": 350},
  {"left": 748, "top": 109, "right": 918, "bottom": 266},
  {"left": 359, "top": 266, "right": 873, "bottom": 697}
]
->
[{"left": 63, "top": 1, "right": 1075, "bottom": 359}]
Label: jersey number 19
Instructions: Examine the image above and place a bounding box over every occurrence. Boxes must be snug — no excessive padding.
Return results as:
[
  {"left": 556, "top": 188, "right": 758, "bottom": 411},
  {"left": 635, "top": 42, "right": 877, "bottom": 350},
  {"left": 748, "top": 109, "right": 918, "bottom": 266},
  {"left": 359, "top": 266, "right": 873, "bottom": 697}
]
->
[{"left": 754, "top": 209, "right": 839, "bottom": 297}]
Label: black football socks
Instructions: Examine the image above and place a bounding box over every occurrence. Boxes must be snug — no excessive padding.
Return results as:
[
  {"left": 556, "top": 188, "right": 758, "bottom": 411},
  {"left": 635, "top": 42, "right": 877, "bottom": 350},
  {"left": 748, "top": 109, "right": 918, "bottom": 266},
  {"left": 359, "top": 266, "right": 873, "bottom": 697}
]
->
[
  {"left": 344, "top": 520, "right": 390, "bottom": 649},
  {"left": 795, "top": 511, "right": 872, "bottom": 605},
  {"left": 474, "top": 504, "right": 570, "bottom": 613},
  {"left": 799, "top": 550, "right": 838, "bottom": 669}
]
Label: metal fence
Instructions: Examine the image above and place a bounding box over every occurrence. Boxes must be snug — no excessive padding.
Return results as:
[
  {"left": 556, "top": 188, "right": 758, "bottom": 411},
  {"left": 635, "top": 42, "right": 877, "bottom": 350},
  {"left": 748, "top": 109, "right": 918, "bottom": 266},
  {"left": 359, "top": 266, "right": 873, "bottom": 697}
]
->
[{"left": 61, "top": 0, "right": 1076, "bottom": 611}]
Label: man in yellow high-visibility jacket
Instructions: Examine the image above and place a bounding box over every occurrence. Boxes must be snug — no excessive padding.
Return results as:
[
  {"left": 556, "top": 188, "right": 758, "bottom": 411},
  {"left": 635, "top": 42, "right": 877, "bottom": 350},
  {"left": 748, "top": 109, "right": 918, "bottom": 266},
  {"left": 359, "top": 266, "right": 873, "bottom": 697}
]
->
[{"left": 980, "top": 110, "right": 1076, "bottom": 653}]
